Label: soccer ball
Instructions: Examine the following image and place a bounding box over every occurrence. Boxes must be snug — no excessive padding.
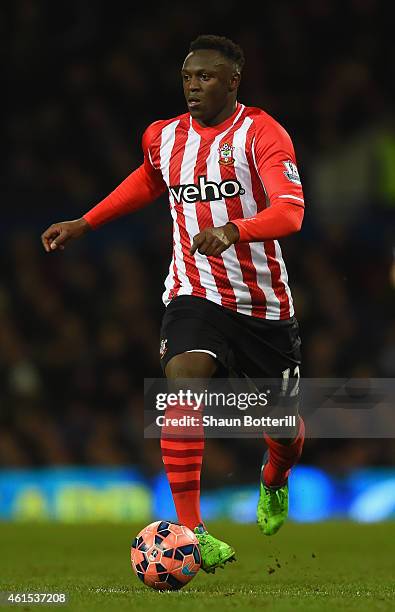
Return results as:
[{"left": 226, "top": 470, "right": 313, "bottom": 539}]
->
[{"left": 130, "top": 520, "right": 201, "bottom": 591}]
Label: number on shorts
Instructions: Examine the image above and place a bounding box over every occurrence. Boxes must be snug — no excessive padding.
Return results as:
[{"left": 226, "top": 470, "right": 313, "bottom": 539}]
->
[{"left": 281, "top": 366, "right": 300, "bottom": 397}]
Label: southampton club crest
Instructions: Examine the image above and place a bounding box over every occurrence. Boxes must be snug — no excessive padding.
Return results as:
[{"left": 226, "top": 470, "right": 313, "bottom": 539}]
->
[
  {"left": 159, "top": 338, "right": 168, "bottom": 359},
  {"left": 218, "top": 142, "right": 235, "bottom": 166}
]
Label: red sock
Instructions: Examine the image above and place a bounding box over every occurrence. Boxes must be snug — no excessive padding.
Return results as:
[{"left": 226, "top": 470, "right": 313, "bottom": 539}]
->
[
  {"left": 263, "top": 417, "right": 305, "bottom": 487},
  {"left": 160, "top": 402, "right": 204, "bottom": 531}
]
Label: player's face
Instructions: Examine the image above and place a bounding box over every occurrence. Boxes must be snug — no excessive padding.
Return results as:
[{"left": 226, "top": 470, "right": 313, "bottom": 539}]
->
[{"left": 181, "top": 50, "right": 240, "bottom": 127}]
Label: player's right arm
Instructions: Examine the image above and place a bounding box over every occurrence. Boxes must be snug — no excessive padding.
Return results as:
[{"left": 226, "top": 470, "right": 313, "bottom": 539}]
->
[{"left": 41, "top": 122, "right": 166, "bottom": 252}]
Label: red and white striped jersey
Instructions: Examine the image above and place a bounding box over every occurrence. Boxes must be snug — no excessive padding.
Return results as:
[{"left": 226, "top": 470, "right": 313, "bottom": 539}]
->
[{"left": 143, "top": 102, "right": 305, "bottom": 320}]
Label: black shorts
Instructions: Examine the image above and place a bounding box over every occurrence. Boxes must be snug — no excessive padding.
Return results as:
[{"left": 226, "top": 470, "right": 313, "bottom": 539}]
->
[{"left": 159, "top": 295, "right": 301, "bottom": 382}]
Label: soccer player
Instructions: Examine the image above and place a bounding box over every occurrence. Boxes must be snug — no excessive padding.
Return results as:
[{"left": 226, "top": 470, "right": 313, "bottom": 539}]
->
[{"left": 41, "top": 35, "right": 305, "bottom": 574}]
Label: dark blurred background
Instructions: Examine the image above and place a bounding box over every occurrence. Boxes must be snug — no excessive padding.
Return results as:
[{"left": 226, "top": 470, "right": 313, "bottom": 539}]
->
[{"left": 1, "top": 0, "right": 394, "bottom": 486}]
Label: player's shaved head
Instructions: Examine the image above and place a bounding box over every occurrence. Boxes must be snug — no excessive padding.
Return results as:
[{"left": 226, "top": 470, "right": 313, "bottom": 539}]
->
[{"left": 189, "top": 35, "right": 245, "bottom": 73}]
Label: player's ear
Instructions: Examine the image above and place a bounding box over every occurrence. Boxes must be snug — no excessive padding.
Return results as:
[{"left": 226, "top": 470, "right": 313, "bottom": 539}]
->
[{"left": 229, "top": 71, "right": 241, "bottom": 92}]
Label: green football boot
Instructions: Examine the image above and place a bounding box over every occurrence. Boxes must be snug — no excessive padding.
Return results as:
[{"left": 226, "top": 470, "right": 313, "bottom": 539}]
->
[
  {"left": 257, "top": 467, "right": 289, "bottom": 536},
  {"left": 194, "top": 524, "right": 236, "bottom": 574}
]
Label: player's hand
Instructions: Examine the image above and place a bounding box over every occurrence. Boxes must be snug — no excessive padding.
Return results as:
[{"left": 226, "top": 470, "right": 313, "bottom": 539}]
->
[
  {"left": 190, "top": 223, "right": 240, "bottom": 257},
  {"left": 41, "top": 218, "right": 91, "bottom": 252}
]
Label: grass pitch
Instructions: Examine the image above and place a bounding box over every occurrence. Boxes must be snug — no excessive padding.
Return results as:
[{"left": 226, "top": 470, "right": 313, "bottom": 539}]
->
[{"left": 0, "top": 521, "right": 394, "bottom": 611}]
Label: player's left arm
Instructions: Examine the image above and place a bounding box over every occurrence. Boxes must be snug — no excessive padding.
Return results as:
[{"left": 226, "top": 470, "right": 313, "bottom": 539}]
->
[
  {"left": 190, "top": 121, "right": 304, "bottom": 257},
  {"left": 230, "top": 120, "right": 305, "bottom": 243}
]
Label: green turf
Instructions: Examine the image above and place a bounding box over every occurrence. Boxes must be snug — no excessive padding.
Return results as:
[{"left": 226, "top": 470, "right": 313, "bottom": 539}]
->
[{"left": 0, "top": 521, "right": 394, "bottom": 611}]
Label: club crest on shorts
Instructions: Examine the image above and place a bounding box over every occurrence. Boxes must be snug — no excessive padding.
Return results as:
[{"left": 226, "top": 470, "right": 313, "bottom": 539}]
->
[
  {"left": 160, "top": 338, "right": 168, "bottom": 359},
  {"left": 283, "top": 160, "right": 301, "bottom": 185},
  {"left": 218, "top": 142, "right": 235, "bottom": 166}
]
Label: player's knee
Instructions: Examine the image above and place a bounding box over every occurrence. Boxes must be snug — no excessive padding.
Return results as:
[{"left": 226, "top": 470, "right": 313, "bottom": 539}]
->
[{"left": 165, "top": 351, "right": 217, "bottom": 384}]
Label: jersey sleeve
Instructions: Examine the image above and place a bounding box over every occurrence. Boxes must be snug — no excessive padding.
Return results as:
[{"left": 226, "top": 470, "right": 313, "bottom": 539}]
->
[
  {"left": 83, "top": 123, "right": 166, "bottom": 229},
  {"left": 231, "top": 118, "right": 305, "bottom": 242},
  {"left": 253, "top": 118, "right": 305, "bottom": 209}
]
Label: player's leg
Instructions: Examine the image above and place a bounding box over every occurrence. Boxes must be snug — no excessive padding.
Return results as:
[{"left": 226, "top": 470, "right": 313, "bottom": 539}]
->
[
  {"left": 228, "top": 314, "right": 305, "bottom": 535},
  {"left": 159, "top": 296, "right": 237, "bottom": 572},
  {"left": 163, "top": 351, "right": 236, "bottom": 573},
  {"left": 163, "top": 351, "right": 216, "bottom": 533},
  {"left": 257, "top": 341, "right": 305, "bottom": 535},
  {"left": 258, "top": 369, "right": 305, "bottom": 536}
]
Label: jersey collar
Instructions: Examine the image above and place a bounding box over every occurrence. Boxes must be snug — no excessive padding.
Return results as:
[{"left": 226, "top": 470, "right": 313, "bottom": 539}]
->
[{"left": 190, "top": 102, "right": 244, "bottom": 138}]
